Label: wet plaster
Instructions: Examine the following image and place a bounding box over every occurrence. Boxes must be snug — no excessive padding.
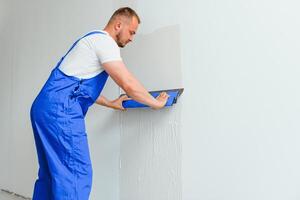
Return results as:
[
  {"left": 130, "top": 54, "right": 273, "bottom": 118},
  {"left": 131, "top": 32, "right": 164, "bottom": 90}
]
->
[{"left": 119, "top": 25, "right": 183, "bottom": 200}]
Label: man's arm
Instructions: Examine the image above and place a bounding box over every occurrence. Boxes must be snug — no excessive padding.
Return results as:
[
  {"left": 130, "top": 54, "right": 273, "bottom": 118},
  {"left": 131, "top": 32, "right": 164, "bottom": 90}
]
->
[{"left": 100, "top": 60, "right": 168, "bottom": 109}]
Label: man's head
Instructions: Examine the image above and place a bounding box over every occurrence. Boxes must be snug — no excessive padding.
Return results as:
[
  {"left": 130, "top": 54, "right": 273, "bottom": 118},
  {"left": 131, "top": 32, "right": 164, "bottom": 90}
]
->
[{"left": 105, "top": 7, "right": 140, "bottom": 48}]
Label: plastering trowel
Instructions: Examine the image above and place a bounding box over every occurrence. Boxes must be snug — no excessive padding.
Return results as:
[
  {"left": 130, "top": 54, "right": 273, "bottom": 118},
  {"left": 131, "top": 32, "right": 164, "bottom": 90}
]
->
[{"left": 121, "top": 88, "right": 184, "bottom": 108}]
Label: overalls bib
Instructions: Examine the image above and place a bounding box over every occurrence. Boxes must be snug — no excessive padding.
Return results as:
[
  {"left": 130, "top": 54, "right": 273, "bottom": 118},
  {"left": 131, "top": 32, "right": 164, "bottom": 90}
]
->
[{"left": 30, "top": 31, "right": 108, "bottom": 200}]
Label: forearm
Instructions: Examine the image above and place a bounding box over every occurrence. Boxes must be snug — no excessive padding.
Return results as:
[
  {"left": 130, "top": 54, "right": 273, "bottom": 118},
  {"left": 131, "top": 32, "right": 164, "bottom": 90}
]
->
[
  {"left": 102, "top": 61, "right": 165, "bottom": 109},
  {"left": 123, "top": 78, "right": 161, "bottom": 109}
]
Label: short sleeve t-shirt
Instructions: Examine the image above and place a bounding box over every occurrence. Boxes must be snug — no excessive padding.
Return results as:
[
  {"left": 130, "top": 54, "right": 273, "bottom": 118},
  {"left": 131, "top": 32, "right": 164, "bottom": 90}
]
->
[{"left": 59, "top": 30, "right": 122, "bottom": 79}]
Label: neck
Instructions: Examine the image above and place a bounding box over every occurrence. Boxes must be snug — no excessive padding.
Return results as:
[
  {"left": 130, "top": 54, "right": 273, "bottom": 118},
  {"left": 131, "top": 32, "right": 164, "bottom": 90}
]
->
[{"left": 103, "top": 25, "right": 117, "bottom": 41}]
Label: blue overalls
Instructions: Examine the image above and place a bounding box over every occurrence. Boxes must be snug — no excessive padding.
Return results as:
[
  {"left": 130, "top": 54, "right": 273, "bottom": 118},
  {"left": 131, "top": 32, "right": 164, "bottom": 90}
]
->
[{"left": 30, "top": 31, "right": 108, "bottom": 200}]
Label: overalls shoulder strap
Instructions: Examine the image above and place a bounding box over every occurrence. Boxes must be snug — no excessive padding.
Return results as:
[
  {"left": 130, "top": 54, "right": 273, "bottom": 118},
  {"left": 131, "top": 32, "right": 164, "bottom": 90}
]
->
[{"left": 56, "top": 31, "right": 105, "bottom": 68}]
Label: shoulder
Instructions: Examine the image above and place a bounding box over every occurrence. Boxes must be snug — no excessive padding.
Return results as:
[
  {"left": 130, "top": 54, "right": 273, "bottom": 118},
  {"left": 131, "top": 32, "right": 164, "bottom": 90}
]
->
[
  {"left": 83, "top": 31, "right": 122, "bottom": 63},
  {"left": 85, "top": 31, "right": 118, "bottom": 49}
]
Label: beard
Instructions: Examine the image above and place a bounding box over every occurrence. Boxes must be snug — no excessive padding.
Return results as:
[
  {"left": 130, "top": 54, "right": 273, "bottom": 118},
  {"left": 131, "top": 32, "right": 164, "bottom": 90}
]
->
[{"left": 116, "top": 32, "right": 125, "bottom": 48}]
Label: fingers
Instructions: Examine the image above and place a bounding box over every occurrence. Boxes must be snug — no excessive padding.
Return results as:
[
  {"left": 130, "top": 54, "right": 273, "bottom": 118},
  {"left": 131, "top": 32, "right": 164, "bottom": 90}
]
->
[
  {"left": 119, "top": 95, "right": 129, "bottom": 111},
  {"left": 158, "top": 92, "right": 169, "bottom": 99},
  {"left": 155, "top": 92, "right": 170, "bottom": 109},
  {"left": 119, "top": 94, "right": 127, "bottom": 99},
  {"left": 120, "top": 95, "right": 132, "bottom": 101},
  {"left": 118, "top": 95, "right": 131, "bottom": 102},
  {"left": 114, "top": 103, "right": 126, "bottom": 111}
]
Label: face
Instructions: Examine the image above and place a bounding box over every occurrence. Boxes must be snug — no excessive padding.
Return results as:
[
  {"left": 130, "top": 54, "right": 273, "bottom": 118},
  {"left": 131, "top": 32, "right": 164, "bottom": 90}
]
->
[{"left": 116, "top": 17, "right": 139, "bottom": 48}]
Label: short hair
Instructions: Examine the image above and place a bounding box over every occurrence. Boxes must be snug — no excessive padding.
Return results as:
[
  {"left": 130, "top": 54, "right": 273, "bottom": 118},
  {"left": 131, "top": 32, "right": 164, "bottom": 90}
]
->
[{"left": 109, "top": 7, "right": 141, "bottom": 24}]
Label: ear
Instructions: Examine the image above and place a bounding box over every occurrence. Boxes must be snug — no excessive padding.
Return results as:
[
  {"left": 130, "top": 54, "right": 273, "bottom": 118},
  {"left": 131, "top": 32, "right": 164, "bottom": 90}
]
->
[{"left": 114, "top": 21, "right": 122, "bottom": 32}]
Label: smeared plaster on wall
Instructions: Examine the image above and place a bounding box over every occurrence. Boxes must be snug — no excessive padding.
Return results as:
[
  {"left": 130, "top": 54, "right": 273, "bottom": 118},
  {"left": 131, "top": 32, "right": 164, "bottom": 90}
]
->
[
  {"left": 120, "top": 107, "right": 182, "bottom": 200},
  {"left": 119, "top": 25, "right": 183, "bottom": 200}
]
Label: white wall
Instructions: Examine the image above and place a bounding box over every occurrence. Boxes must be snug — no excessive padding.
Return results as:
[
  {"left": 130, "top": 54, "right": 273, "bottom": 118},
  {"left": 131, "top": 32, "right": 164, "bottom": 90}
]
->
[
  {"left": 119, "top": 0, "right": 300, "bottom": 199},
  {"left": 180, "top": 0, "right": 300, "bottom": 199},
  {"left": 1, "top": 0, "right": 300, "bottom": 200},
  {"left": 0, "top": 0, "right": 120, "bottom": 199}
]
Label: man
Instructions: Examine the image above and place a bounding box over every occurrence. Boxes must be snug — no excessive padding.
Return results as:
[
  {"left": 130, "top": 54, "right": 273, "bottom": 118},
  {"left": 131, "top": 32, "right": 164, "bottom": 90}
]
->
[{"left": 30, "top": 7, "right": 169, "bottom": 200}]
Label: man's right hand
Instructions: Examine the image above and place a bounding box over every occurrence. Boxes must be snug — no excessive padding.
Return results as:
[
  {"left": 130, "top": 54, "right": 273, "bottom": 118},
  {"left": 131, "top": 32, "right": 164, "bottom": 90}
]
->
[{"left": 153, "top": 92, "right": 169, "bottom": 109}]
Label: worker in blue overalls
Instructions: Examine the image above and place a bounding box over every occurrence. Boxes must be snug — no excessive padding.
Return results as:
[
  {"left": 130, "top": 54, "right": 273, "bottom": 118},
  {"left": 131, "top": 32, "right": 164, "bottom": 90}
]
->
[{"left": 30, "top": 7, "right": 169, "bottom": 200}]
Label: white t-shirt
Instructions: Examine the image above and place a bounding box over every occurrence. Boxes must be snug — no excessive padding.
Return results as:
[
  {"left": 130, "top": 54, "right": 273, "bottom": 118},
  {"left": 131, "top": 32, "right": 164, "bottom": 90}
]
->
[{"left": 59, "top": 30, "right": 122, "bottom": 79}]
